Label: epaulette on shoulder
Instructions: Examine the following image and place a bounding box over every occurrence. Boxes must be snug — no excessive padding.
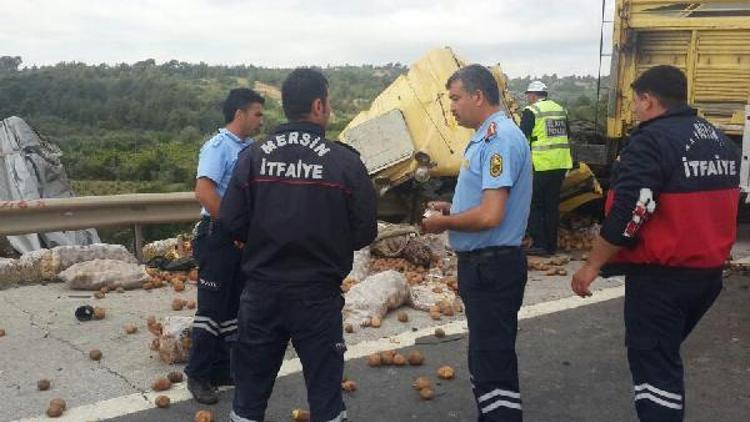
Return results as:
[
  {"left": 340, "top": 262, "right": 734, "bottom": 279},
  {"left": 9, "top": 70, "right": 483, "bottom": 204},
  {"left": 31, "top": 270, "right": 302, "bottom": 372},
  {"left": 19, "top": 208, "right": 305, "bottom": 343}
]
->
[{"left": 483, "top": 121, "right": 498, "bottom": 143}]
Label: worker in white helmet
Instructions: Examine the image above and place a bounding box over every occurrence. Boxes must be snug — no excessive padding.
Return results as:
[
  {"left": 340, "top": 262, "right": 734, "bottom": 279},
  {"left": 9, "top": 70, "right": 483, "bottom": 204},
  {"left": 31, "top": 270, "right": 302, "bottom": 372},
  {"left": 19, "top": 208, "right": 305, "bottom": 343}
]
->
[{"left": 520, "top": 80, "right": 573, "bottom": 256}]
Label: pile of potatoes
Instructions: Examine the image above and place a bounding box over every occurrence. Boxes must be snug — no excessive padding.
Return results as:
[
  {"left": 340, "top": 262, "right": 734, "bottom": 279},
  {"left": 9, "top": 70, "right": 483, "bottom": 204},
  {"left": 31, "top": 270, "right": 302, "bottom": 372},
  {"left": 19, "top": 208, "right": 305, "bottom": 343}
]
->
[
  {"left": 143, "top": 268, "right": 198, "bottom": 292},
  {"left": 528, "top": 256, "right": 571, "bottom": 276}
]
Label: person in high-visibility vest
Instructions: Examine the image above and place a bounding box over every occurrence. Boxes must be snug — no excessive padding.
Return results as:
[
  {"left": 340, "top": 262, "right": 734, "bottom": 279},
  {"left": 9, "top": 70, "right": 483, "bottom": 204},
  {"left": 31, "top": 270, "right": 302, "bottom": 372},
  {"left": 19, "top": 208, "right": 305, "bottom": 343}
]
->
[{"left": 520, "top": 81, "right": 572, "bottom": 256}]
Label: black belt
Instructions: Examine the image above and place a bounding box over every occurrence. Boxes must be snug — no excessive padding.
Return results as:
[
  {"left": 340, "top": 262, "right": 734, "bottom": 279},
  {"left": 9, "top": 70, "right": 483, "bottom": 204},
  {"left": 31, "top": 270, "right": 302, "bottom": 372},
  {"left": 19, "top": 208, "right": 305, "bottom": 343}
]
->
[{"left": 456, "top": 246, "right": 521, "bottom": 261}]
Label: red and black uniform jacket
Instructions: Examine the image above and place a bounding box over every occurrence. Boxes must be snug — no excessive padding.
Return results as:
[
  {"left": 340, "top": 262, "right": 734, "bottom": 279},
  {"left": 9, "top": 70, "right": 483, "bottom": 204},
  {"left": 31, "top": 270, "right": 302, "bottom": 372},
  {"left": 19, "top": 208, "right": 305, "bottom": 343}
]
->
[{"left": 601, "top": 105, "right": 740, "bottom": 276}]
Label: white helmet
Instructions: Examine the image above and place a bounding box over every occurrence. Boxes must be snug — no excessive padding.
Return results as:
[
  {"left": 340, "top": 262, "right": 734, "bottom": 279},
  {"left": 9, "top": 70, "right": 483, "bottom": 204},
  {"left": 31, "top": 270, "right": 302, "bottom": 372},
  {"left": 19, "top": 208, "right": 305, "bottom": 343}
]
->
[{"left": 525, "top": 81, "right": 548, "bottom": 93}]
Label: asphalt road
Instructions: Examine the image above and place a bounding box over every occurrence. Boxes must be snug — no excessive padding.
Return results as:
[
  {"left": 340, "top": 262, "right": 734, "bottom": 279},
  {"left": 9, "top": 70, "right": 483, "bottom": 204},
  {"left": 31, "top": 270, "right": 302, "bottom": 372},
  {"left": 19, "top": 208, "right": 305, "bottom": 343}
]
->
[{"left": 108, "top": 276, "right": 750, "bottom": 422}]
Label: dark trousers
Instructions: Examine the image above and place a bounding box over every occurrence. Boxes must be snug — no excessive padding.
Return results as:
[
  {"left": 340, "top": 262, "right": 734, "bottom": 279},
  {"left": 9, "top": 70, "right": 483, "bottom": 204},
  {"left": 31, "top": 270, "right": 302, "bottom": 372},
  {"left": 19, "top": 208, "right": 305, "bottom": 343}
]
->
[
  {"left": 624, "top": 271, "right": 722, "bottom": 422},
  {"left": 457, "top": 247, "right": 527, "bottom": 422},
  {"left": 528, "top": 169, "right": 566, "bottom": 253},
  {"left": 185, "top": 219, "right": 243, "bottom": 382},
  {"left": 231, "top": 282, "right": 347, "bottom": 422}
]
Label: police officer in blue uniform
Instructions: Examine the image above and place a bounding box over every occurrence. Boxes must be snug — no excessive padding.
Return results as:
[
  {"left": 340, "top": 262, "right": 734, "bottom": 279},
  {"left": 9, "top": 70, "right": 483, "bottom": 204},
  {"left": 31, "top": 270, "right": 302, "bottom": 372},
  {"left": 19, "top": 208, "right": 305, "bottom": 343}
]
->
[
  {"left": 219, "top": 68, "right": 378, "bottom": 422},
  {"left": 423, "top": 64, "right": 533, "bottom": 422},
  {"left": 186, "top": 88, "right": 265, "bottom": 404}
]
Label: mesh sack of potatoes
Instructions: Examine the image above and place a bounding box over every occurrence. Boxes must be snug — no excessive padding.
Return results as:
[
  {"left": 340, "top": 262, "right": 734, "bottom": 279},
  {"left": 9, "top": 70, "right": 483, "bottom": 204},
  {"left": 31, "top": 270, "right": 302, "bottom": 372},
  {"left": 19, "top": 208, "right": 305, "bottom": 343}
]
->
[
  {"left": 345, "top": 247, "right": 371, "bottom": 283},
  {"left": 47, "top": 244, "right": 136, "bottom": 277},
  {"left": 9, "top": 249, "right": 53, "bottom": 283},
  {"left": 370, "top": 224, "right": 419, "bottom": 258},
  {"left": 143, "top": 236, "right": 193, "bottom": 263},
  {"left": 59, "top": 259, "right": 149, "bottom": 290},
  {"left": 343, "top": 270, "right": 410, "bottom": 328},
  {"left": 409, "top": 281, "right": 459, "bottom": 312},
  {"left": 401, "top": 238, "right": 435, "bottom": 268},
  {"left": 156, "top": 316, "right": 193, "bottom": 364},
  {"left": 0, "top": 258, "right": 23, "bottom": 287}
]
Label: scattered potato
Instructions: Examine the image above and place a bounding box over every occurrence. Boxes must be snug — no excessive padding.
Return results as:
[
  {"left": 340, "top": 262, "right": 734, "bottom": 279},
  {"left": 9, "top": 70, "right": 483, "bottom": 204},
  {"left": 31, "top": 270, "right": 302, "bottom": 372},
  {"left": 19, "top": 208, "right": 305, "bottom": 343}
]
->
[
  {"left": 188, "top": 269, "right": 199, "bottom": 281},
  {"left": 46, "top": 405, "right": 63, "bottom": 417},
  {"left": 173, "top": 280, "right": 185, "bottom": 292},
  {"left": 407, "top": 350, "right": 425, "bottom": 366},
  {"left": 0, "top": 328, "right": 5, "bottom": 337},
  {"left": 186, "top": 300, "right": 196, "bottom": 310},
  {"left": 344, "top": 323, "right": 354, "bottom": 333},
  {"left": 100, "top": 286, "right": 110, "bottom": 294},
  {"left": 367, "top": 353, "right": 382, "bottom": 367},
  {"left": 430, "top": 311, "right": 442, "bottom": 321},
  {"left": 150, "top": 338, "right": 160, "bottom": 351},
  {"left": 291, "top": 409, "right": 310, "bottom": 422},
  {"left": 419, "top": 387, "right": 435, "bottom": 400},
  {"left": 152, "top": 377, "right": 172, "bottom": 392},
  {"left": 397, "top": 312, "right": 409, "bottom": 323},
  {"left": 50, "top": 398, "right": 66, "bottom": 410},
  {"left": 116, "top": 286, "right": 125, "bottom": 293},
  {"left": 89, "top": 349, "right": 103, "bottom": 361},
  {"left": 393, "top": 353, "right": 407, "bottom": 366},
  {"left": 434, "top": 328, "right": 446, "bottom": 338},
  {"left": 371, "top": 317, "right": 382, "bottom": 328},
  {"left": 194, "top": 410, "right": 215, "bottom": 422},
  {"left": 143, "top": 282, "right": 153, "bottom": 291},
  {"left": 413, "top": 376, "right": 431, "bottom": 391},
  {"left": 93, "top": 307, "right": 106, "bottom": 320},
  {"left": 37, "top": 379, "right": 51, "bottom": 391},
  {"left": 172, "top": 298, "right": 185, "bottom": 311},
  {"left": 124, "top": 324, "right": 138, "bottom": 335},
  {"left": 167, "top": 371, "right": 184, "bottom": 383},
  {"left": 380, "top": 351, "right": 394, "bottom": 366},
  {"left": 94, "top": 291, "right": 105, "bottom": 299},
  {"left": 341, "top": 379, "right": 357, "bottom": 392},
  {"left": 437, "top": 366, "right": 455, "bottom": 380},
  {"left": 155, "top": 395, "right": 170, "bottom": 408}
]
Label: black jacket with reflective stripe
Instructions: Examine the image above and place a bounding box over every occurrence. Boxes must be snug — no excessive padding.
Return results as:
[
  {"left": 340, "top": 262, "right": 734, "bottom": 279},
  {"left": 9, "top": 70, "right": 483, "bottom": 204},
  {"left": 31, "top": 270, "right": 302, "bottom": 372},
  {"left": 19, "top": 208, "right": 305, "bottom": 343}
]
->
[{"left": 219, "top": 122, "right": 378, "bottom": 288}]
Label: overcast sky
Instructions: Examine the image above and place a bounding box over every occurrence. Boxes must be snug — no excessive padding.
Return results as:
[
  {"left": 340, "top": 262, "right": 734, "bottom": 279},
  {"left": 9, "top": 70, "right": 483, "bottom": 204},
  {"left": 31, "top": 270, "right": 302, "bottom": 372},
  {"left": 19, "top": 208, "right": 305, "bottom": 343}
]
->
[{"left": 1, "top": 0, "right": 615, "bottom": 77}]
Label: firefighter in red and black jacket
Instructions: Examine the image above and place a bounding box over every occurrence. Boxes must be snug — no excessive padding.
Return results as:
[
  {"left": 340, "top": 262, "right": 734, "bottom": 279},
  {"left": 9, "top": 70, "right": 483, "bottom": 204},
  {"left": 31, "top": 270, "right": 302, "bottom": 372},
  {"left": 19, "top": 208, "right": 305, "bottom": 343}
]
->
[{"left": 571, "top": 65, "right": 740, "bottom": 422}]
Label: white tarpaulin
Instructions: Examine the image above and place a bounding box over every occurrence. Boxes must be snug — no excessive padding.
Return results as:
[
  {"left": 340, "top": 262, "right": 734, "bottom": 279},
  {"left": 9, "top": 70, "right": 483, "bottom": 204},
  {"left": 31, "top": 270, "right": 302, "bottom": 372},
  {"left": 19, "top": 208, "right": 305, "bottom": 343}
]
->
[{"left": 0, "top": 116, "right": 99, "bottom": 253}]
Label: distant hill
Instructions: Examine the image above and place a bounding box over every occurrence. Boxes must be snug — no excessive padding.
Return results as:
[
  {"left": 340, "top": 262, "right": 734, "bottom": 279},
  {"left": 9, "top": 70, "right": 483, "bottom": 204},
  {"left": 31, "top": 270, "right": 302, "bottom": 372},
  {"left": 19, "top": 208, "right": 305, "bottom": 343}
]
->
[{"left": 0, "top": 56, "right": 605, "bottom": 191}]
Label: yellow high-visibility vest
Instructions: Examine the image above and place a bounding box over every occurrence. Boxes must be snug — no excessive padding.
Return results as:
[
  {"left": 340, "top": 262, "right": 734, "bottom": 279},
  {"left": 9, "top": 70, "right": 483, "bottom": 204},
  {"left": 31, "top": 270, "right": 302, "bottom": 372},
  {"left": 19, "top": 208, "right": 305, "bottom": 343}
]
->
[{"left": 525, "top": 99, "right": 573, "bottom": 171}]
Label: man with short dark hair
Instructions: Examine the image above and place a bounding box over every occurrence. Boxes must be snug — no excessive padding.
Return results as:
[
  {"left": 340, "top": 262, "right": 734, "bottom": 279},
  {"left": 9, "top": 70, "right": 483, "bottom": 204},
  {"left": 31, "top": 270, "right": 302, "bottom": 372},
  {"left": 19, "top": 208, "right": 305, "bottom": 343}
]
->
[
  {"left": 423, "top": 64, "right": 532, "bottom": 422},
  {"left": 520, "top": 81, "right": 572, "bottom": 256},
  {"left": 187, "top": 88, "right": 265, "bottom": 404},
  {"left": 572, "top": 65, "right": 740, "bottom": 421},
  {"left": 221, "top": 68, "right": 377, "bottom": 422}
]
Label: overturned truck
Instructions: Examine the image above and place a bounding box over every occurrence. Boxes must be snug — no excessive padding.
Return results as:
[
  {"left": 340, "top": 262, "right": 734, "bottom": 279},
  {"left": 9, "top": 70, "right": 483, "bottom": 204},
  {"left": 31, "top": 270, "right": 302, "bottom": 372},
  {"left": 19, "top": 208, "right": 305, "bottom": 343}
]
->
[{"left": 339, "top": 47, "right": 602, "bottom": 222}]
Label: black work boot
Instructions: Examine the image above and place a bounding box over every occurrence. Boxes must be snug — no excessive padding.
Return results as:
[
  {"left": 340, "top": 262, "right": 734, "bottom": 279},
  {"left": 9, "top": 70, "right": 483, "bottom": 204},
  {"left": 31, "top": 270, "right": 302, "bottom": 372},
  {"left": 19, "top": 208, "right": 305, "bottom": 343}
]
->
[{"left": 188, "top": 377, "right": 218, "bottom": 404}]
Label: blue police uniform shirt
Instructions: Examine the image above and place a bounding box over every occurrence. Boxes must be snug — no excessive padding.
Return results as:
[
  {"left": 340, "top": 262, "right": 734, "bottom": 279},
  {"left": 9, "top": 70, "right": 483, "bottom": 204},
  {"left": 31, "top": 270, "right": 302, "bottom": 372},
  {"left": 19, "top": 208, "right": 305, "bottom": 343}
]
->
[
  {"left": 196, "top": 128, "right": 252, "bottom": 216},
  {"left": 449, "top": 111, "right": 533, "bottom": 252}
]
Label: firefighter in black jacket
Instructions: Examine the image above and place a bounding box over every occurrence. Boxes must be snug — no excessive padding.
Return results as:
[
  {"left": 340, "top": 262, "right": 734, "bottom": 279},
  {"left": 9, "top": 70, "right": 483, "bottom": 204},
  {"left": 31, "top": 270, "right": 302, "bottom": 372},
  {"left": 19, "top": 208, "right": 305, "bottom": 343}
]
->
[
  {"left": 572, "top": 65, "right": 740, "bottom": 421},
  {"left": 219, "top": 68, "right": 378, "bottom": 422}
]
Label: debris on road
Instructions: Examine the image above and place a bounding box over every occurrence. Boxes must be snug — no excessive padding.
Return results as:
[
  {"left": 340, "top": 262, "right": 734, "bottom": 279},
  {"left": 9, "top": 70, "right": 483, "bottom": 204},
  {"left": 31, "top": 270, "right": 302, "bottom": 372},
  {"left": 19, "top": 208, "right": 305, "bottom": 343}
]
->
[
  {"left": 291, "top": 408, "right": 310, "bottom": 422},
  {"left": 437, "top": 366, "right": 455, "bottom": 380},
  {"left": 151, "top": 377, "right": 171, "bottom": 392},
  {"left": 154, "top": 395, "right": 170, "bottom": 408},
  {"left": 89, "top": 349, "right": 102, "bottom": 361},
  {"left": 194, "top": 409, "right": 215, "bottom": 422},
  {"left": 37, "top": 379, "right": 51, "bottom": 391},
  {"left": 167, "top": 371, "right": 184, "bottom": 383}
]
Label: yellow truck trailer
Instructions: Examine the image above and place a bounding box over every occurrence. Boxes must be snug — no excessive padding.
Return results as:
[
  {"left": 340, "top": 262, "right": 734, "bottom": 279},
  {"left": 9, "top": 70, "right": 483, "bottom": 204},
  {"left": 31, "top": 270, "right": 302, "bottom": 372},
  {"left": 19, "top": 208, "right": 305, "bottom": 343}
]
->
[
  {"left": 607, "top": 0, "right": 750, "bottom": 190},
  {"left": 608, "top": 0, "right": 750, "bottom": 139}
]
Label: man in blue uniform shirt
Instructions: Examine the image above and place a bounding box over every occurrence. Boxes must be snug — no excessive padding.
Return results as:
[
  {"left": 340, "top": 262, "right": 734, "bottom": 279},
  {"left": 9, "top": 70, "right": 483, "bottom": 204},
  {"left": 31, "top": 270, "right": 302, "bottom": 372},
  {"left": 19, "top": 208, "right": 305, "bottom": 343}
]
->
[
  {"left": 186, "top": 88, "right": 265, "bottom": 404},
  {"left": 423, "top": 64, "right": 532, "bottom": 422}
]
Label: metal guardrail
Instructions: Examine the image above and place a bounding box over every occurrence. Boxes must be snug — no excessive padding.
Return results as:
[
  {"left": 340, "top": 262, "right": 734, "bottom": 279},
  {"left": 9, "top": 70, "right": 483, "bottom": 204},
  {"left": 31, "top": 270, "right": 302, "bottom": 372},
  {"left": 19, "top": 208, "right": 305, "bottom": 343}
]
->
[{"left": 0, "top": 193, "right": 201, "bottom": 260}]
